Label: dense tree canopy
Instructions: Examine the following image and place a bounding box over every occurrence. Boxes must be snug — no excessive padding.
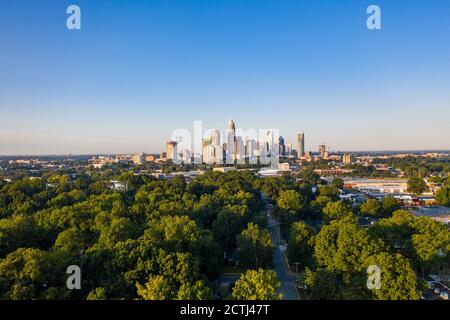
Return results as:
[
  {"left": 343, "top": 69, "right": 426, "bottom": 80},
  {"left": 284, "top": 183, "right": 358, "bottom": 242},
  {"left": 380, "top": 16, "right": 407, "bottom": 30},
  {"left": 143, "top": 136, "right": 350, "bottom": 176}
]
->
[
  {"left": 231, "top": 269, "right": 282, "bottom": 300},
  {"left": 236, "top": 223, "right": 274, "bottom": 269},
  {"left": 0, "top": 164, "right": 447, "bottom": 301}
]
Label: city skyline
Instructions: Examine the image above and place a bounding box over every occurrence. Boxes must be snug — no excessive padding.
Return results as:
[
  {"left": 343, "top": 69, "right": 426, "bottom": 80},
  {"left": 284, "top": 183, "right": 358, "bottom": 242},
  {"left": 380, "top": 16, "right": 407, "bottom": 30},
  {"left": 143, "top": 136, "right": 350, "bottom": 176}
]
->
[{"left": 1, "top": 1, "right": 450, "bottom": 155}]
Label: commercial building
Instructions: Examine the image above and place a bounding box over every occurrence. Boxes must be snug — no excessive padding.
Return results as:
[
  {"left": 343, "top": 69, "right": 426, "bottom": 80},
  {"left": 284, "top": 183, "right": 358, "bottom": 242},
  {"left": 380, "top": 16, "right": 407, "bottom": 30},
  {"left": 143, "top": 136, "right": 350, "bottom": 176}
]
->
[
  {"left": 297, "top": 132, "right": 305, "bottom": 158},
  {"left": 343, "top": 153, "right": 352, "bottom": 164},
  {"left": 319, "top": 144, "right": 326, "bottom": 158},
  {"left": 226, "top": 120, "right": 236, "bottom": 164},
  {"left": 166, "top": 141, "right": 178, "bottom": 161},
  {"left": 278, "top": 136, "right": 286, "bottom": 157},
  {"left": 132, "top": 153, "right": 146, "bottom": 165},
  {"left": 343, "top": 178, "right": 409, "bottom": 194}
]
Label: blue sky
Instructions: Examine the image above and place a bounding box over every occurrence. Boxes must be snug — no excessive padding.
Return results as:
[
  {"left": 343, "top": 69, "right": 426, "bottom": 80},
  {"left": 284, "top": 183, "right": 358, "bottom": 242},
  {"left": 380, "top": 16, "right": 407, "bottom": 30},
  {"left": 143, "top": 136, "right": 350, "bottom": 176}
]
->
[{"left": 0, "top": 0, "right": 449, "bottom": 155}]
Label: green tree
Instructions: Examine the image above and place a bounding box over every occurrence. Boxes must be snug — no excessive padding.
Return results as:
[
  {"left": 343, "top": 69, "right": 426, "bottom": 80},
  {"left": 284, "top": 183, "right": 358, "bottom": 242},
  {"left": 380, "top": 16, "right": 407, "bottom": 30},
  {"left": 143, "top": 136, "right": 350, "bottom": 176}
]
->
[
  {"left": 136, "top": 275, "right": 172, "bottom": 300},
  {"left": 236, "top": 223, "right": 274, "bottom": 269},
  {"left": 314, "top": 220, "right": 383, "bottom": 274},
  {"left": 212, "top": 210, "right": 241, "bottom": 253},
  {"left": 176, "top": 280, "right": 212, "bottom": 300},
  {"left": 86, "top": 287, "right": 107, "bottom": 300},
  {"left": 287, "top": 222, "right": 315, "bottom": 270},
  {"left": 297, "top": 168, "right": 321, "bottom": 186},
  {"left": 364, "top": 252, "right": 421, "bottom": 300},
  {"left": 0, "top": 248, "right": 68, "bottom": 299},
  {"left": 322, "top": 201, "right": 355, "bottom": 223},
  {"left": 303, "top": 268, "right": 340, "bottom": 300},
  {"left": 407, "top": 177, "right": 428, "bottom": 196},
  {"left": 360, "top": 199, "right": 380, "bottom": 217},
  {"left": 380, "top": 196, "right": 400, "bottom": 216},
  {"left": 331, "top": 178, "right": 344, "bottom": 190},
  {"left": 276, "top": 190, "right": 304, "bottom": 216},
  {"left": 435, "top": 186, "right": 450, "bottom": 207},
  {"left": 231, "top": 269, "right": 282, "bottom": 300}
]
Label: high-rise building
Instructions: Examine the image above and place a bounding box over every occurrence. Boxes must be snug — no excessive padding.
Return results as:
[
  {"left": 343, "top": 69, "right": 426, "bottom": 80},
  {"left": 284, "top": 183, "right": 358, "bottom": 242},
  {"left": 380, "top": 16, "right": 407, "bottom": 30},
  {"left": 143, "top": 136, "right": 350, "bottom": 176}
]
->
[
  {"left": 278, "top": 136, "right": 286, "bottom": 157},
  {"left": 297, "top": 132, "right": 305, "bottom": 158},
  {"left": 267, "top": 129, "right": 274, "bottom": 156},
  {"left": 203, "top": 130, "right": 223, "bottom": 164},
  {"left": 235, "top": 136, "right": 245, "bottom": 163},
  {"left": 166, "top": 141, "right": 178, "bottom": 160},
  {"left": 226, "top": 120, "right": 236, "bottom": 164},
  {"left": 202, "top": 138, "right": 214, "bottom": 164},
  {"left": 343, "top": 153, "right": 353, "bottom": 164},
  {"left": 132, "top": 153, "right": 146, "bottom": 165},
  {"left": 211, "top": 128, "right": 220, "bottom": 146},
  {"left": 246, "top": 139, "right": 256, "bottom": 163},
  {"left": 286, "top": 142, "right": 292, "bottom": 156},
  {"left": 319, "top": 144, "right": 326, "bottom": 158}
]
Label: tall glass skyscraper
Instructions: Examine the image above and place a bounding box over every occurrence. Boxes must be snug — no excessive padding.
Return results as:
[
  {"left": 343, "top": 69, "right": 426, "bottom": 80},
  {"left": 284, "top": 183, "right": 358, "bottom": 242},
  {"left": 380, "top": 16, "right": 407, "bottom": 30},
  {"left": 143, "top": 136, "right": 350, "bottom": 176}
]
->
[{"left": 297, "top": 132, "right": 305, "bottom": 158}]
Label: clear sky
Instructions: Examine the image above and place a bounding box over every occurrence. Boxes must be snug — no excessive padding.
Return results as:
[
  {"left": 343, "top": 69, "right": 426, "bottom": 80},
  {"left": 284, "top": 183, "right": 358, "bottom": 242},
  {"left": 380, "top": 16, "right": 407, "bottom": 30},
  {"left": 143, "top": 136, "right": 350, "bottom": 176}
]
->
[{"left": 1, "top": 0, "right": 449, "bottom": 155}]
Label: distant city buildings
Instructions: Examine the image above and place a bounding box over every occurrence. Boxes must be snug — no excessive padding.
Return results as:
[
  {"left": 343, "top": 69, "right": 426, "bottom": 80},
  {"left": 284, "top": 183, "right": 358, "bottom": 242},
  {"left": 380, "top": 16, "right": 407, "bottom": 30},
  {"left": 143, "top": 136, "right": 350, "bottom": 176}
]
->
[
  {"left": 166, "top": 141, "right": 178, "bottom": 160},
  {"left": 319, "top": 144, "right": 327, "bottom": 158},
  {"left": 286, "top": 142, "right": 292, "bottom": 156},
  {"left": 226, "top": 120, "right": 236, "bottom": 163},
  {"left": 132, "top": 153, "right": 146, "bottom": 165},
  {"left": 343, "top": 153, "right": 353, "bottom": 164},
  {"left": 278, "top": 136, "right": 286, "bottom": 157},
  {"left": 246, "top": 139, "right": 257, "bottom": 163},
  {"left": 297, "top": 132, "right": 305, "bottom": 158}
]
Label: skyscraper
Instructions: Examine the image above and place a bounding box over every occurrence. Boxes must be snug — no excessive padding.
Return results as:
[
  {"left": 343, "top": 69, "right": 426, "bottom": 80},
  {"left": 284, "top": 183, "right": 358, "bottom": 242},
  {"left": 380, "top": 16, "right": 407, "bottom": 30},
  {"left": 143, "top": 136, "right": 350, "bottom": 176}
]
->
[
  {"left": 235, "top": 136, "right": 245, "bottom": 163},
  {"left": 278, "top": 136, "right": 286, "bottom": 157},
  {"left": 211, "top": 128, "right": 221, "bottom": 146},
  {"left": 286, "top": 142, "right": 292, "bottom": 156},
  {"left": 319, "top": 144, "right": 326, "bottom": 158},
  {"left": 226, "top": 120, "right": 236, "bottom": 164},
  {"left": 246, "top": 139, "right": 256, "bottom": 163},
  {"left": 132, "top": 153, "right": 146, "bottom": 165},
  {"left": 203, "top": 129, "right": 222, "bottom": 164},
  {"left": 297, "top": 132, "right": 305, "bottom": 158},
  {"left": 166, "top": 141, "right": 178, "bottom": 160},
  {"left": 342, "top": 153, "right": 353, "bottom": 164},
  {"left": 267, "top": 129, "right": 275, "bottom": 156}
]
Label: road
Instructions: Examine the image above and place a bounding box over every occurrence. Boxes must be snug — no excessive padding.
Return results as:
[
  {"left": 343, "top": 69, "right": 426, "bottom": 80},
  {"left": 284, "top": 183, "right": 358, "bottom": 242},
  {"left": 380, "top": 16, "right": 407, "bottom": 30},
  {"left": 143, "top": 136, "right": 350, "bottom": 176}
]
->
[{"left": 263, "top": 194, "right": 299, "bottom": 300}]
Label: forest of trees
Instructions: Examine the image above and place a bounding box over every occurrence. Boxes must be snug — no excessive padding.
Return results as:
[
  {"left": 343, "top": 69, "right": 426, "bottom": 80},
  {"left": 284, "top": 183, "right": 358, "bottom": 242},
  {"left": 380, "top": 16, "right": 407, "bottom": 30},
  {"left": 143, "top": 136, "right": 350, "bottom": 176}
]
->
[
  {"left": 0, "top": 168, "right": 449, "bottom": 300},
  {"left": 264, "top": 174, "right": 449, "bottom": 300}
]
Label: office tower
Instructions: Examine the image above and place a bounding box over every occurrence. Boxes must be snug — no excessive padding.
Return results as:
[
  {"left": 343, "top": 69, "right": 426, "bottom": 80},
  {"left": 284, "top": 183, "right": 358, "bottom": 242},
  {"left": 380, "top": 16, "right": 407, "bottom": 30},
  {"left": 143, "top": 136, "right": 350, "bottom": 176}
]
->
[
  {"left": 160, "top": 152, "right": 167, "bottom": 160},
  {"left": 286, "top": 142, "right": 292, "bottom": 156},
  {"left": 202, "top": 138, "right": 214, "bottom": 164},
  {"left": 210, "top": 128, "right": 223, "bottom": 164},
  {"left": 246, "top": 139, "right": 256, "bottom": 163},
  {"left": 235, "top": 136, "right": 245, "bottom": 163},
  {"left": 181, "top": 149, "right": 191, "bottom": 163},
  {"left": 211, "top": 128, "right": 220, "bottom": 146},
  {"left": 343, "top": 153, "right": 353, "bottom": 164},
  {"left": 319, "top": 144, "right": 326, "bottom": 158},
  {"left": 226, "top": 120, "right": 236, "bottom": 163},
  {"left": 297, "top": 132, "right": 305, "bottom": 158},
  {"left": 266, "top": 129, "right": 274, "bottom": 155},
  {"left": 203, "top": 130, "right": 223, "bottom": 164},
  {"left": 166, "top": 141, "right": 178, "bottom": 160},
  {"left": 278, "top": 136, "right": 286, "bottom": 157},
  {"left": 222, "top": 143, "right": 227, "bottom": 162},
  {"left": 132, "top": 153, "right": 146, "bottom": 165}
]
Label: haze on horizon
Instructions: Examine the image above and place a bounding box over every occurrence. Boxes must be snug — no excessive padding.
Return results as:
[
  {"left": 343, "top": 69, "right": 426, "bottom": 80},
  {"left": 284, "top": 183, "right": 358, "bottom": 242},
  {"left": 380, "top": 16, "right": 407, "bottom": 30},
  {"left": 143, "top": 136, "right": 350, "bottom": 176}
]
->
[{"left": 1, "top": 0, "right": 450, "bottom": 156}]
